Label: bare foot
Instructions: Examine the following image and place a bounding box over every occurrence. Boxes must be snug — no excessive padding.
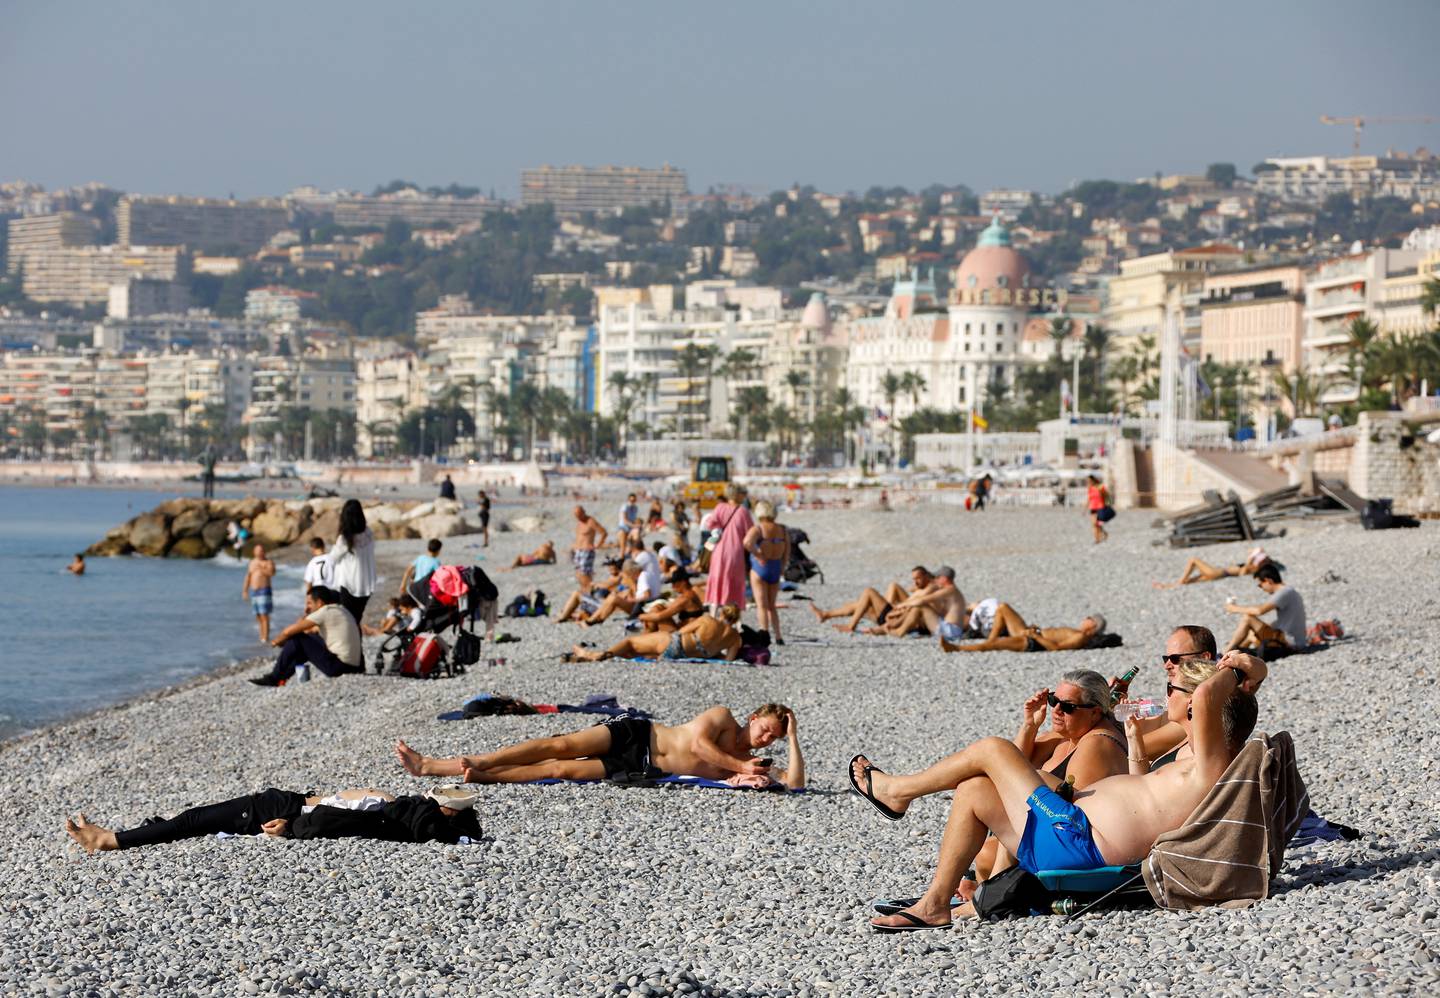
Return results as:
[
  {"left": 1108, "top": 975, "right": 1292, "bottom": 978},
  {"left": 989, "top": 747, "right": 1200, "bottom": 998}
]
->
[
  {"left": 850, "top": 755, "right": 909, "bottom": 817},
  {"left": 832, "top": 623, "right": 857, "bottom": 634},
  {"left": 808, "top": 603, "right": 825, "bottom": 622},
  {"left": 65, "top": 814, "right": 118, "bottom": 854},
  {"left": 951, "top": 899, "right": 978, "bottom": 921},
  {"left": 939, "top": 638, "right": 959, "bottom": 652},
  {"left": 395, "top": 739, "right": 426, "bottom": 776}
]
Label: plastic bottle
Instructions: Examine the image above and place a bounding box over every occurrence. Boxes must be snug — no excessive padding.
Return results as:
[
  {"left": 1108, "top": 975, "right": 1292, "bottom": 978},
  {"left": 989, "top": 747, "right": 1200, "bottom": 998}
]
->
[
  {"left": 1113, "top": 699, "right": 1166, "bottom": 721},
  {"left": 1109, "top": 663, "right": 1141, "bottom": 704}
]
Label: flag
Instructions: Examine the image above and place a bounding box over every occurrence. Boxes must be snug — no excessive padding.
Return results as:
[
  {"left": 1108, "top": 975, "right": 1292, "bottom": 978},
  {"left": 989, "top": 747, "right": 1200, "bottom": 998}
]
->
[
  {"left": 971, "top": 412, "right": 988, "bottom": 431},
  {"left": 1179, "top": 342, "right": 1211, "bottom": 398}
]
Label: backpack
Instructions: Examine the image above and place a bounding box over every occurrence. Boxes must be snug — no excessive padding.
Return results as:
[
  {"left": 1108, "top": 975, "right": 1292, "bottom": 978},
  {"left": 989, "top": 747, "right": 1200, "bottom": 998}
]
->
[
  {"left": 400, "top": 634, "right": 447, "bottom": 678},
  {"left": 452, "top": 626, "right": 482, "bottom": 667},
  {"left": 503, "top": 594, "right": 531, "bottom": 618},
  {"left": 972, "top": 865, "right": 1053, "bottom": 920},
  {"left": 530, "top": 590, "right": 549, "bottom": 616}
]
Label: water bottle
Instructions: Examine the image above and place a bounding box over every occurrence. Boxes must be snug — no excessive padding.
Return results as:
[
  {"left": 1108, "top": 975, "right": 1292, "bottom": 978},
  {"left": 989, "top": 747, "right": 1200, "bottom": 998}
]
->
[{"left": 1113, "top": 699, "right": 1166, "bottom": 721}]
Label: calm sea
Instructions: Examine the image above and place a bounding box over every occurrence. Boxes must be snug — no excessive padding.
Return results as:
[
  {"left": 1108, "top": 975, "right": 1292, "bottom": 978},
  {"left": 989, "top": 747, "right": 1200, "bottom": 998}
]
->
[{"left": 0, "top": 484, "right": 306, "bottom": 740}]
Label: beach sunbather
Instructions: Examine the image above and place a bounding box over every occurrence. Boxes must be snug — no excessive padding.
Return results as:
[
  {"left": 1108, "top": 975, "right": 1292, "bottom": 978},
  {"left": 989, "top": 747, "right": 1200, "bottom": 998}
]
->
[
  {"left": 1155, "top": 548, "right": 1270, "bottom": 589},
  {"left": 940, "top": 604, "right": 1107, "bottom": 653},
  {"left": 506, "top": 540, "right": 557, "bottom": 570},
  {"left": 64, "top": 786, "right": 479, "bottom": 854},
  {"left": 635, "top": 570, "right": 705, "bottom": 633},
  {"left": 567, "top": 604, "right": 743, "bottom": 662},
  {"left": 866, "top": 566, "right": 965, "bottom": 640},
  {"left": 809, "top": 567, "right": 933, "bottom": 633},
  {"left": 852, "top": 650, "right": 1263, "bottom": 931},
  {"left": 396, "top": 701, "right": 804, "bottom": 789}
]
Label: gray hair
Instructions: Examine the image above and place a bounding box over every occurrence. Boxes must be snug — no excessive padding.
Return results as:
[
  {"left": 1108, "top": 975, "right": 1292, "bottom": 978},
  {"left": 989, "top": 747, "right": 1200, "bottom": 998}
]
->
[{"left": 1060, "top": 669, "right": 1114, "bottom": 720}]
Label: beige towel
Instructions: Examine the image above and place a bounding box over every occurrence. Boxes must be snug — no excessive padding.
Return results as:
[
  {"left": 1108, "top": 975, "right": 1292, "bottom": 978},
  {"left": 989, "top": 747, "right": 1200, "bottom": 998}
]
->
[{"left": 1143, "top": 731, "right": 1309, "bottom": 910}]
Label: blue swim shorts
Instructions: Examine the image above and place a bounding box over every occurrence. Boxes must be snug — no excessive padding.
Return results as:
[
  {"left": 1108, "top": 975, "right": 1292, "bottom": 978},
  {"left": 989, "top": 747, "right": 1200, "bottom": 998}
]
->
[
  {"left": 938, "top": 620, "right": 964, "bottom": 642},
  {"left": 1015, "top": 785, "right": 1109, "bottom": 874},
  {"left": 250, "top": 587, "right": 273, "bottom": 616}
]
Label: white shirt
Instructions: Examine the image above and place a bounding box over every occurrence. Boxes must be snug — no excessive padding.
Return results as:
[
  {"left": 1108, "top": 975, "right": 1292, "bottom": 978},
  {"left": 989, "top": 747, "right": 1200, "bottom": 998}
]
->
[
  {"left": 633, "top": 550, "right": 663, "bottom": 601},
  {"left": 304, "top": 554, "right": 334, "bottom": 590},
  {"left": 968, "top": 597, "right": 998, "bottom": 636},
  {"left": 330, "top": 529, "right": 377, "bottom": 597}
]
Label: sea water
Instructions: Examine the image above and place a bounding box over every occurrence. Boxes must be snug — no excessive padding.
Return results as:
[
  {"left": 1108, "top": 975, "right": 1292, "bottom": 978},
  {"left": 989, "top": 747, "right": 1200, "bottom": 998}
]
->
[{"left": 0, "top": 484, "right": 306, "bottom": 739}]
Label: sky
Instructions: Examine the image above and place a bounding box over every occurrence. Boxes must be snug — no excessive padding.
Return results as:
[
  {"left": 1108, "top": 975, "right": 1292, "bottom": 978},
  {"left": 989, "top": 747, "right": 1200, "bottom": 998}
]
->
[{"left": 3, "top": 0, "right": 1440, "bottom": 200}]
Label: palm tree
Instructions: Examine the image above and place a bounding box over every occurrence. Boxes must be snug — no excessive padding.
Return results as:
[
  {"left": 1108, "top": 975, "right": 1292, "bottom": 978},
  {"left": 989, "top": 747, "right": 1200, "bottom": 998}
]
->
[
  {"left": 1083, "top": 323, "right": 1111, "bottom": 409},
  {"left": 879, "top": 370, "right": 903, "bottom": 459},
  {"left": 899, "top": 370, "right": 926, "bottom": 412},
  {"left": 1421, "top": 278, "right": 1440, "bottom": 325},
  {"left": 79, "top": 405, "right": 108, "bottom": 460},
  {"left": 1135, "top": 334, "right": 1159, "bottom": 384},
  {"left": 454, "top": 374, "right": 481, "bottom": 456},
  {"left": 1343, "top": 316, "right": 1381, "bottom": 396},
  {"left": 1109, "top": 354, "right": 1140, "bottom": 416},
  {"left": 675, "top": 344, "right": 709, "bottom": 437},
  {"left": 607, "top": 371, "right": 641, "bottom": 452}
]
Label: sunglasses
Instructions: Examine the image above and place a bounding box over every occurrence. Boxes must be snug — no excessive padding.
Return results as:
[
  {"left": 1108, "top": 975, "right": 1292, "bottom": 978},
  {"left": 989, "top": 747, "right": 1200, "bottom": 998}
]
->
[
  {"left": 1160, "top": 651, "right": 1205, "bottom": 665},
  {"left": 1047, "top": 693, "right": 1097, "bottom": 714},
  {"left": 1166, "top": 683, "right": 1193, "bottom": 698}
]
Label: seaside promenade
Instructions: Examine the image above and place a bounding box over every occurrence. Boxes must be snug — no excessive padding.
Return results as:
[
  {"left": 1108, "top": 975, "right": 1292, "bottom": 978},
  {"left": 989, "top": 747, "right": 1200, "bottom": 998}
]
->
[{"left": 4, "top": 499, "right": 1438, "bottom": 995}]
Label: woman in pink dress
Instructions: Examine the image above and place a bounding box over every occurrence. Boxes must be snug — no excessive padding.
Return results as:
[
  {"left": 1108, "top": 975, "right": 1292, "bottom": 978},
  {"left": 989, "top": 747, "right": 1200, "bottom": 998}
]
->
[{"left": 702, "top": 483, "right": 754, "bottom": 612}]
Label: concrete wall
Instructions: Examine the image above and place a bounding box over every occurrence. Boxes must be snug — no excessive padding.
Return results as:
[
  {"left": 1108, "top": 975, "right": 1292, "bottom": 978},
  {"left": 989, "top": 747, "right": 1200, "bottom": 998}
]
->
[{"left": 1350, "top": 411, "right": 1440, "bottom": 514}]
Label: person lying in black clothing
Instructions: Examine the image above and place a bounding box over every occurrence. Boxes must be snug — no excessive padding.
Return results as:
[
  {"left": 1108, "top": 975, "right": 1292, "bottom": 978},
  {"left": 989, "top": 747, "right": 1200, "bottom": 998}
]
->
[{"left": 65, "top": 786, "right": 479, "bottom": 854}]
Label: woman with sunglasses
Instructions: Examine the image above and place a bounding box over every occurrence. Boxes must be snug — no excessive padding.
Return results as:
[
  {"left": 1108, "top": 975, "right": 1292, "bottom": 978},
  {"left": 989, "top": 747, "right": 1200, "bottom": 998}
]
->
[{"left": 849, "top": 671, "right": 1128, "bottom": 910}]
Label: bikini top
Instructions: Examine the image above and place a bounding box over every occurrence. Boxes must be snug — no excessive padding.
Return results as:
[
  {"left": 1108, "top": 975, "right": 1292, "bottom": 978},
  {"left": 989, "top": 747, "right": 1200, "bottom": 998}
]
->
[{"left": 1048, "top": 728, "right": 1128, "bottom": 781}]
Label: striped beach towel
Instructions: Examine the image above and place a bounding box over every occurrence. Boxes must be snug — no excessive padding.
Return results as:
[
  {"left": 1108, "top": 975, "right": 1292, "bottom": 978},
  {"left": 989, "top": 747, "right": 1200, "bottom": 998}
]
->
[{"left": 1143, "top": 731, "right": 1308, "bottom": 910}]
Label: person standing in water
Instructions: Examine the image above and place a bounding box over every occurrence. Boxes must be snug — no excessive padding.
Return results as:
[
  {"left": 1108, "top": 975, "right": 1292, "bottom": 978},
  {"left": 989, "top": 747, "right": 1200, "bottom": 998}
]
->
[{"left": 243, "top": 544, "right": 277, "bottom": 643}]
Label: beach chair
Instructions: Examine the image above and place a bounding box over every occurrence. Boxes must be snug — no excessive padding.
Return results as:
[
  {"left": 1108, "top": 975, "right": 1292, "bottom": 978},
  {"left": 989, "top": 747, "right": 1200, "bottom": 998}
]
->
[{"left": 1035, "top": 865, "right": 1149, "bottom": 917}]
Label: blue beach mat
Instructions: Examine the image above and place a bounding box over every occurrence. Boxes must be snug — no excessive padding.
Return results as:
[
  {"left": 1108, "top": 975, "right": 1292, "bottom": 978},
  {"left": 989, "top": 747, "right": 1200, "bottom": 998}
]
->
[{"left": 439, "top": 692, "right": 652, "bottom": 722}]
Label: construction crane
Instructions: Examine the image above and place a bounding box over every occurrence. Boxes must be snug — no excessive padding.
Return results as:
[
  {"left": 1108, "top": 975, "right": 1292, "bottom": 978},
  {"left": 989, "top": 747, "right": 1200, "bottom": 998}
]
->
[{"left": 1320, "top": 114, "right": 1438, "bottom": 155}]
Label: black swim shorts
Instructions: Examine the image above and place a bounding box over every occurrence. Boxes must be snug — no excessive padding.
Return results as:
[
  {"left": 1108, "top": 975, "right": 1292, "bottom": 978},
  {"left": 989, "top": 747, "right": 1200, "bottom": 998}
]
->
[
  {"left": 1024, "top": 635, "right": 1043, "bottom": 653},
  {"left": 599, "top": 716, "right": 663, "bottom": 780}
]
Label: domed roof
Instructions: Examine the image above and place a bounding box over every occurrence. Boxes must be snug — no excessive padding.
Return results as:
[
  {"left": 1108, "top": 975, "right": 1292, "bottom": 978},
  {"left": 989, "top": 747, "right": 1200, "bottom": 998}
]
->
[
  {"left": 954, "top": 219, "right": 1029, "bottom": 297},
  {"left": 800, "top": 292, "right": 831, "bottom": 331}
]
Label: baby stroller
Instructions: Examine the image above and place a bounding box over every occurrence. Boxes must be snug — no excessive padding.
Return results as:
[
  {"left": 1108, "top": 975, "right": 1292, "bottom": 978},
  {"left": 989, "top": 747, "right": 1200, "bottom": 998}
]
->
[
  {"left": 378, "top": 564, "right": 499, "bottom": 678},
  {"left": 782, "top": 526, "right": 823, "bottom": 585}
]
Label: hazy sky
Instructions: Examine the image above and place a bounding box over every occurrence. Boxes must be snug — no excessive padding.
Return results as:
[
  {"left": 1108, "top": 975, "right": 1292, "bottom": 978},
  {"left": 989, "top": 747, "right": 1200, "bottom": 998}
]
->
[{"left": 4, "top": 0, "right": 1439, "bottom": 200}]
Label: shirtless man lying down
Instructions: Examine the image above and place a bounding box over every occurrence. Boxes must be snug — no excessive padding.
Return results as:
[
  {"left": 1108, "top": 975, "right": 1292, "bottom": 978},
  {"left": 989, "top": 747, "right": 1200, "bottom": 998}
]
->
[{"left": 396, "top": 703, "right": 805, "bottom": 790}]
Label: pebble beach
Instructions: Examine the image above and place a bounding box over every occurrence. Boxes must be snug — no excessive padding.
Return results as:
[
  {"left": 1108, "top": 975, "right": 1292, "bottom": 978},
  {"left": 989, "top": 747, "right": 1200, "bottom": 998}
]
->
[{"left": 5, "top": 498, "right": 1440, "bottom": 996}]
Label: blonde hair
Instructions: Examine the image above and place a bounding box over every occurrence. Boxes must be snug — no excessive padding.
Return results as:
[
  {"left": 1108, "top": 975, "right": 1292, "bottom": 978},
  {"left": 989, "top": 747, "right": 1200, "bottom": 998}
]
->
[
  {"left": 715, "top": 604, "right": 741, "bottom": 625},
  {"left": 1174, "top": 656, "right": 1259, "bottom": 753},
  {"left": 752, "top": 500, "right": 775, "bottom": 522},
  {"left": 752, "top": 702, "right": 791, "bottom": 734},
  {"left": 1175, "top": 656, "right": 1220, "bottom": 692}
]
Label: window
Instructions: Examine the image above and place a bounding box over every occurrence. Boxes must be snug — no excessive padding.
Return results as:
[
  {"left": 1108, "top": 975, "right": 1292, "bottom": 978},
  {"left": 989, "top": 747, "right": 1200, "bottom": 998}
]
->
[{"left": 997, "top": 275, "right": 1008, "bottom": 288}]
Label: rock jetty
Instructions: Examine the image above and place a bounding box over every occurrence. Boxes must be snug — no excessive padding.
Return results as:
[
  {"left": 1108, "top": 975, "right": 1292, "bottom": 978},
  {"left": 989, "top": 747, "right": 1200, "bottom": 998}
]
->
[{"left": 86, "top": 496, "right": 476, "bottom": 559}]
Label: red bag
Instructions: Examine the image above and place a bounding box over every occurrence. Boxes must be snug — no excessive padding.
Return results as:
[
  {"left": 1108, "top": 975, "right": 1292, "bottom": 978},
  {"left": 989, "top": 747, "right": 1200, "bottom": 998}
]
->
[{"left": 401, "top": 634, "right": 447, "bottom": 678}]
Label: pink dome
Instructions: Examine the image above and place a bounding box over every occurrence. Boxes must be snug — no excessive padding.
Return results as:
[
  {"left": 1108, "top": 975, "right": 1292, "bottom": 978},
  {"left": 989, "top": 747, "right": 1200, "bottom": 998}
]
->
[
  {"left": 954, "top": 244, "right": 1030, "bottom": 294},
  {"left": 800, "top": 292, "right": 831, "bottom": 331}
]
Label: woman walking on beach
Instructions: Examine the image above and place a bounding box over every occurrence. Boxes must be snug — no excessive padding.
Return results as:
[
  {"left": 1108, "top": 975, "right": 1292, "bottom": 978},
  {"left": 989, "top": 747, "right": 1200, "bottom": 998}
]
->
[
  {"left": 745, "top": 500, "right": 790, "bottom": 644},
  {"left": 1086, "top": 475, "right": 1112, "bottom": 544},
  {"left": 703, "top": 484, "right": 754, "bottom": 612},
  {"left": 331, "top": 499, "right": 377, "bottom": 625}
]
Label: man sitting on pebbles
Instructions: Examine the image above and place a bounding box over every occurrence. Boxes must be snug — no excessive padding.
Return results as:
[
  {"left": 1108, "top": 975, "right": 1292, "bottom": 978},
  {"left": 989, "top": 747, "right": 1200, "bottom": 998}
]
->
[
  {"left": 809, "top": 566, "right": 933, "bottom": 633},
  {"left": 850, "top": 650, "right": 1263, "bottom": 931},
  {"left": 65, "top": 786, "right": 481, "bottom": 854},
  {"left": 395, "top": 702, "right": 804, "bottom": 789},
  {"left": 940, "top": 604, "right": 1109, "bottom": 654}
]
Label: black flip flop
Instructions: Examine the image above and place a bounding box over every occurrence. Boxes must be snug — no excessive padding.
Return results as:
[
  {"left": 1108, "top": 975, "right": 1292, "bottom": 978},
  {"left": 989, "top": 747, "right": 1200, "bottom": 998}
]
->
[
  {"left": 846, "top": 754, "right": 905, "bottom": 822},
  {"left": 870, "top": 910, "right": 952, "bottom": 933},
  {"left": 871, "top": 896, "right": 963, "bottom": 917}
]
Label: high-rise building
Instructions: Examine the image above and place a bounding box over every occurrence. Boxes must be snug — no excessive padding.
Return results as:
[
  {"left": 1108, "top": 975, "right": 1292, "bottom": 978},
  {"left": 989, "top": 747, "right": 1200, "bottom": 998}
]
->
[
  {"left": 117, "top": 195, "right": 289, "bottom": 253},
  {"left": 327, "top": 191, "right": 499, "bottom": 228},
  {"left": 20, "top": 245, "right": 188, "bottom": 305},
  {"left": 520, "top": 164, "right": 688, "bottom": 218},
  {"left": 1103, "top": 244, "right": 1245, "bottom": 351},
  {"left": 5, "top": 212, "right": 98, "bottom": 272},
  {"left": 107, "top": 278, "right": 190, "bottom": 319}
]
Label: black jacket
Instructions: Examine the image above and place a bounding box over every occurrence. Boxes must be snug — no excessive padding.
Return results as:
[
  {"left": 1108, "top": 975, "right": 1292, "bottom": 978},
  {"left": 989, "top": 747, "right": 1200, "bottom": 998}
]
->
[{"left": 289, "top": 796, "right": 480, "bottom": 844}]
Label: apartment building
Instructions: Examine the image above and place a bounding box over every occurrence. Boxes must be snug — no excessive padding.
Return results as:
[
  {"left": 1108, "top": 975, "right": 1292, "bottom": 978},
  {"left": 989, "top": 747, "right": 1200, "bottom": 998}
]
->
[
  {"left": 117, "top": 195, "right": 289, "bottom": 253},
  {"left": 1199, "top": 265, "right": 1306, "bottom": 371},
  {"left": 1302, "top": 246, "right": 1422, "bottom": 400},
  {"left": 5, "top": 212, "right": 97, "bottom": 272},
  {"left": 1256, "top": 153, "right": 1440, "bottom": 205},
  {"left": 108, "top": 277, "right": 190, "bottom": 319},
  {"left": 244, "top": 286, "right": 319, "bottom": 322},
  {"left": 326, "top": 191, "right": 499, "bottom": 229},
  {"left": 20, "top": 245, "right": 188, "bottom": 305},
  {"left": 520, "top": 164, "right": 688, "bottom": 218},
  {"left": 1102, "top": 244, "right": 1245, "bottom": 350},
  {"left": 979, "top": 189, "right": 1036, "bottom": 222}
]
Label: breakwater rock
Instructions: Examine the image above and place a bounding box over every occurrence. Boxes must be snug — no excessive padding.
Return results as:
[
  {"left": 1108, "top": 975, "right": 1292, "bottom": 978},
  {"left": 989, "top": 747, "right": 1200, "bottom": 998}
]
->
[{"left": 87, "top": 497, "right": 474, "bottom": 559}]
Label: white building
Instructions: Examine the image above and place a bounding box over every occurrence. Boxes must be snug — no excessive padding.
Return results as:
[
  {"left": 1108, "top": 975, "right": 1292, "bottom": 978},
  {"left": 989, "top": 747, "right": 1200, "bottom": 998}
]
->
[
  {"left": 1302, "top": 245, "right": 1421, "bottom": 401},
  {"left": 842, "top": 220, "right": 1063, "bottom": 429}
]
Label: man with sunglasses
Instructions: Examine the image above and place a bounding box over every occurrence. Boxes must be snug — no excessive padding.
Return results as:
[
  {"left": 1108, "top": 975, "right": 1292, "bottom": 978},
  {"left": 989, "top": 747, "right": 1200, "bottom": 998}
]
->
[{"left": 855, "top": 642, "right": 1264, "bottom": 931}]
